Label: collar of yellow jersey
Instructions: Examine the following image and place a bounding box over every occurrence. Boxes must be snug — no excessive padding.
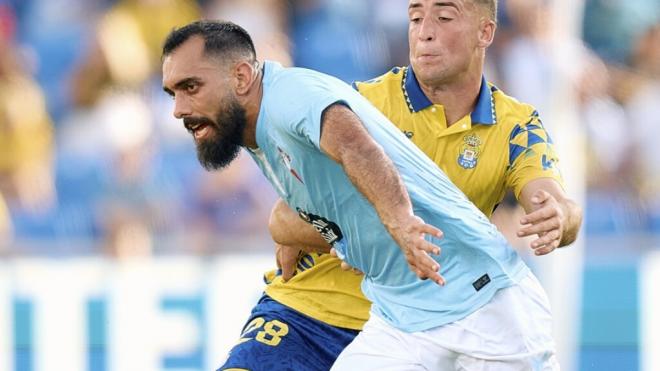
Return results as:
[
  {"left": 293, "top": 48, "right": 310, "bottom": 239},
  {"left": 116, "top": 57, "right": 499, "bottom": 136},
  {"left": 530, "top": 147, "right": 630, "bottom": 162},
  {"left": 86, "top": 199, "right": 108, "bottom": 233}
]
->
[{"left": 402, "top": 66, "right": 497, "bottom": 125}]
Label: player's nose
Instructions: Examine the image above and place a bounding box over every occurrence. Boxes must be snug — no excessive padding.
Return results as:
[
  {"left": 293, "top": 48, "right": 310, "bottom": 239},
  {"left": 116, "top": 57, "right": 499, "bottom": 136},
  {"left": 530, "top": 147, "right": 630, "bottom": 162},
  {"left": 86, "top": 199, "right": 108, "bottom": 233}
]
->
[
  {"left": 173, "top": 95, "right": 193, "bottom": 119},
  {"left": 418, "top": 18, "right": 436, "bottom": 41}
]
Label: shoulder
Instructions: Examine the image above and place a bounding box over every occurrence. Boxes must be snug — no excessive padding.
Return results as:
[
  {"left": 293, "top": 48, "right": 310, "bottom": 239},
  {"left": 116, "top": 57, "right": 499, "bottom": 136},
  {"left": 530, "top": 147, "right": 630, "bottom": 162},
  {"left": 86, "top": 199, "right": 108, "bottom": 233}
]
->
[
  {"left": 490, "top": 84, "right": 542, "bottom": 133},
  {"left": 353, "top": 66, "right": 406, "bottom": 100},
  {"left": 266, "top": 65, "right": 319, "bottom": 90},
  {"left": 266, "top": 66, "right": 350, "bottom": 103},
  {"left": 263, "top": 66, "right": 327, "bottom": 108}
]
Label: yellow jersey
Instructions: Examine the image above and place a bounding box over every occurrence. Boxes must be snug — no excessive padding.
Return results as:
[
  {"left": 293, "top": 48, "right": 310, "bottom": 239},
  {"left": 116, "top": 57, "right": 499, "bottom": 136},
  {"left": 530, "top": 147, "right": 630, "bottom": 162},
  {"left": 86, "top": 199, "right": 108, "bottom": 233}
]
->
[
  {"left": 264, "top": 66, "right": 564, "bottom": 330},
  {"left": 355, "top": 66, "right": 564, "bottom": 217},
  {"left": 264, "top": 253, "right": 369, "bottom": 330}
]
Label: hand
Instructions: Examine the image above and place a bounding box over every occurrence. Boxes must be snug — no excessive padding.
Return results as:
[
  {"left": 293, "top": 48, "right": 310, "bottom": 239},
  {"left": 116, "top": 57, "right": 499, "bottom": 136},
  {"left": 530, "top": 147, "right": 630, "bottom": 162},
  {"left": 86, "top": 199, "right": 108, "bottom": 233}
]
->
[
  {"left": 329, "top": 248, "right": 363, "bottom": 275},
  {"left": 389, "top": 215, "right": 445, "bottom": 286},
  {"left": 275, "top": 243, "right": 303, "bottom": 282},
  {"left": 517, "top": 190, "right": 565, "bottom": 255}
]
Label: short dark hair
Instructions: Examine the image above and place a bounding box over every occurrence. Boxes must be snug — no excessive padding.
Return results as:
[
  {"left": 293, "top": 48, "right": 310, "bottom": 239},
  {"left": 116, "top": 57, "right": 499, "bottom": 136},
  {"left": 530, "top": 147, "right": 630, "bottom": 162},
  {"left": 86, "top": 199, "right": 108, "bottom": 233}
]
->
[
  {"left": 474, "top": 0, "right": 497, "bottom": 22},
  {"left": 162, "top": 20, "right": 256, "bottom": 61}
]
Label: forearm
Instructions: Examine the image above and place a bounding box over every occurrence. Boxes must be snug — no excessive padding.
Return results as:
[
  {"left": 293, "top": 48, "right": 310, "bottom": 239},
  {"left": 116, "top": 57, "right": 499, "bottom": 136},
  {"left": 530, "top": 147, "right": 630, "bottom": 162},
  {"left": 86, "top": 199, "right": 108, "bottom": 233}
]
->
[
  {"left": 342, "top": 141, "right": 413, "bottom": 229},
  {"left": 268, "top": 199, "right": 331, "bottom": 253},
  {"left": 320, "top": 104, "right": 413, "bottom": 230},
  {"left": 318, "top": 104, "right": 443, "bottom": 284},
  {"left": 518, "top": 178, "right": 583, "bottom": 249},
  {"left": 558, "top": 198, "right": 582, "bottom": 247}
]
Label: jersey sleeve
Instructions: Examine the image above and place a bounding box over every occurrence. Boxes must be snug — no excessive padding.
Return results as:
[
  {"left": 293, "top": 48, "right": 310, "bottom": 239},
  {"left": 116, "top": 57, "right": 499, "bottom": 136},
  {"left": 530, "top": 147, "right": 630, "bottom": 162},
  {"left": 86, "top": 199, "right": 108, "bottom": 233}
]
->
[
  {"left": 265, "top": 71, "right": 349, "bottom": 150},
  {"left": 505, "top": 111, "right": 565, "bottom": 199}
]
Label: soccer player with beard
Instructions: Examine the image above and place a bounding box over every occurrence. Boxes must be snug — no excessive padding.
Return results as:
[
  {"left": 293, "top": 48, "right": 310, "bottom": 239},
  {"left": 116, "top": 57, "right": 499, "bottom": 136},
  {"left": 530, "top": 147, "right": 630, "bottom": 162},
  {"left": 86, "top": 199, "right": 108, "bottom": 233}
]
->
[{"left": 162, "top": 20, "right": 562, "bottom": 370}]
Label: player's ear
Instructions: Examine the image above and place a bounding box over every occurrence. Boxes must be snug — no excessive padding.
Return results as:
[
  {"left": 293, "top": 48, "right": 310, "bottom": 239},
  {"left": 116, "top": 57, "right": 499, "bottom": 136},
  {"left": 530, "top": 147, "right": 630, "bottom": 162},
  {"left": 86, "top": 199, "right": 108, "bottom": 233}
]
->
[
  {"left": 234, "top": 60, "right": 255, "bottom": 96},
  {"left": 477, "top": 18, "right": 496, "bottom": 48}
]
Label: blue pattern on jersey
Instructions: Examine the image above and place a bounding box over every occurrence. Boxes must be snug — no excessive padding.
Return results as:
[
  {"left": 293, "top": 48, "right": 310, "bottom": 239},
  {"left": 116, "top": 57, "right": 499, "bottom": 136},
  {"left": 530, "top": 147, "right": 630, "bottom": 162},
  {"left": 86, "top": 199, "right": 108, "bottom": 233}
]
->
[{"left": 218, "top": 295, "right": 359, "bottom": 371}]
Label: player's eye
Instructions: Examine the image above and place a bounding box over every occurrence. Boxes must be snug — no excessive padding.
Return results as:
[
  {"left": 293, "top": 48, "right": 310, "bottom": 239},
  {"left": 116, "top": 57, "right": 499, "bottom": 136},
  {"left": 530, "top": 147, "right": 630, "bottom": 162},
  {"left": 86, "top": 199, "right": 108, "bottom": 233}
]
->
[
  {"left": 410, "top": 17, "right": 422, "bottom": 23},
  {"left": 185, "top": 83, "right": 198, "bottom": 94}
]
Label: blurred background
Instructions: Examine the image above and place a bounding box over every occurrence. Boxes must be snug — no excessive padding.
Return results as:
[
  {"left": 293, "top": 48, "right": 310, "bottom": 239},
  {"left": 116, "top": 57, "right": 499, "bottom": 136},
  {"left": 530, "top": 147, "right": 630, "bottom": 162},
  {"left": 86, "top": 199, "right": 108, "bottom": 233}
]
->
[{"left": 0, "top": 0, "right": 658, "bottom": 370}]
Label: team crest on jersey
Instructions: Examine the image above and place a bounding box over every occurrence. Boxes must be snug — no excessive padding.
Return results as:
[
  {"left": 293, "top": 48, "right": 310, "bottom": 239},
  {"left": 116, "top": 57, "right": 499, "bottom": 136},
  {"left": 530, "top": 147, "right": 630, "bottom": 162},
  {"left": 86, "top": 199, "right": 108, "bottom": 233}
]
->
[
  {"left": 457, "top": 134, "right": 482, "bottom": 169},
  {"left": 277, "top": 146, "right": 304, "bottom": 184}
]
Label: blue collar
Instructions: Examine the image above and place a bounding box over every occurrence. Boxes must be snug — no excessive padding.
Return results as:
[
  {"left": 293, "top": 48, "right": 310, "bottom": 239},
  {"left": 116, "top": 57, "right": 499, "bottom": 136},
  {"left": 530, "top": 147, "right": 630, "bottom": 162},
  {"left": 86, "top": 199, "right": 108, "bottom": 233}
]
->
[{"left": 402, "top": 66, "right": 497, "bottom": 125}]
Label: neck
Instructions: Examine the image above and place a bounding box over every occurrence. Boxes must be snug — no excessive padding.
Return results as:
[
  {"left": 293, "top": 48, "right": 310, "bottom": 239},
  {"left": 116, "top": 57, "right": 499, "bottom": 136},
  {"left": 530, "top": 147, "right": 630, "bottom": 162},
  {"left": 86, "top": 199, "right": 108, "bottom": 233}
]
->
[
  {"left": 418, "top": 67, "right": 483, "bottom": 127},
  {"left": 241, "top": 66, "right": 264, "bottom": 149}
]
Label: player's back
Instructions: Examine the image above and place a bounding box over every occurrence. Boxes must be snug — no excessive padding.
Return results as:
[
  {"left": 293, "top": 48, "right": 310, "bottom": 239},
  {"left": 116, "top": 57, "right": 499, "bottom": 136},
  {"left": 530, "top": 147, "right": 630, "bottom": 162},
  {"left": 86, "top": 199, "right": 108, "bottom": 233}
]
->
[{"left": 251, "top": 61, "right": 529, "bottom": 332}]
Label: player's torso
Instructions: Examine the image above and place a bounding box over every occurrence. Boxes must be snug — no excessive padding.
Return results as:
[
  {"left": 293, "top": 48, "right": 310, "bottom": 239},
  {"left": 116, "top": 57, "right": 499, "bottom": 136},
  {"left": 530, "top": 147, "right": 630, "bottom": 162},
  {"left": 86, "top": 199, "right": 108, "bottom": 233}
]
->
[
  {"left": 391, "top": 112, "right": 511, "bottom": 217},
  {"left": 251, "top": 63, "right": 527, "bottom": 331},
  {"left": 248, "top": 133, "right": 373, "bottom": 330},
  {"left": 250, "top": 75, "right": 487, "bottom": 279},
  {"left": 356, "top": 67, "right": 530, "bottom": 217},
  {"left": 249, "top": 125, "right": 394, "bottom": 278}
]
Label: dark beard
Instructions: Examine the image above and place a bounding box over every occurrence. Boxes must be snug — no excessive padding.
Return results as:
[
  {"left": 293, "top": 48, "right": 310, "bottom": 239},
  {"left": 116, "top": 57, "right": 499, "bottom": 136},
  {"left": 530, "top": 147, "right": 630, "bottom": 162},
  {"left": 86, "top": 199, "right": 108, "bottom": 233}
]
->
[{"left": 185, "top": 99, "right": 247, "bottom": 171}]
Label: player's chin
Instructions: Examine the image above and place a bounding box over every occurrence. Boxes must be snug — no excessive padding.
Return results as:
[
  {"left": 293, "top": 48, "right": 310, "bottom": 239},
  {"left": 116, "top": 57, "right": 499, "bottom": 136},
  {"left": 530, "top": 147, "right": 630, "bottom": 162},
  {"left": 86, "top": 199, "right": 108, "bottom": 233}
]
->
[{"left": 197, "top": 142, "right": 241, "bottom": 170}]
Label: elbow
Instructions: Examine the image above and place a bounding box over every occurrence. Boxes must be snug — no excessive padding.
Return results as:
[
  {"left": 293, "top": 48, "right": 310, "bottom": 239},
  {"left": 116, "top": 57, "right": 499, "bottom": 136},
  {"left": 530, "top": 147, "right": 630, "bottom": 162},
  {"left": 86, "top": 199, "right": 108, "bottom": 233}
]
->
[
  {"left": 560, "top": 232, "right": 578, "bottom": 247},
  {"left": 268, "top": 199, "right": 289, "bottom": 245}
]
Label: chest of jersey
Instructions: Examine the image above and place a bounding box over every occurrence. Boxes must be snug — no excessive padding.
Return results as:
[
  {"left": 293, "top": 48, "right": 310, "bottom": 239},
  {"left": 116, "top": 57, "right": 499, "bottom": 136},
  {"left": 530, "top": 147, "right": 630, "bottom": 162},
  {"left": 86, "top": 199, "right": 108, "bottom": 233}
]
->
[{"left": 389, "top": 107, "right": 509, "bottom": 217}]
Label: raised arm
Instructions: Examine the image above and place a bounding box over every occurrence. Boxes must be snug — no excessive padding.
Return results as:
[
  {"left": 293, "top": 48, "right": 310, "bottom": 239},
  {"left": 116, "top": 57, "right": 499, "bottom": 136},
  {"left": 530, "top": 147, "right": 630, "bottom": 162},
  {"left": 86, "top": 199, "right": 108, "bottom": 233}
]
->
[{"left": 318, "top": 103, "right": 445, "bottom": 285}]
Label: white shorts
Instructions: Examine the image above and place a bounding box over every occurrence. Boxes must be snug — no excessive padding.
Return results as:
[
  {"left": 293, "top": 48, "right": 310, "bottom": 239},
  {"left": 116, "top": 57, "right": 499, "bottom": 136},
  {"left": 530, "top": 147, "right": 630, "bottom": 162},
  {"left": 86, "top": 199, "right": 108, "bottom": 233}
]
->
[{"left": 331, "top": 271, "right": 560, "bottom": 371}]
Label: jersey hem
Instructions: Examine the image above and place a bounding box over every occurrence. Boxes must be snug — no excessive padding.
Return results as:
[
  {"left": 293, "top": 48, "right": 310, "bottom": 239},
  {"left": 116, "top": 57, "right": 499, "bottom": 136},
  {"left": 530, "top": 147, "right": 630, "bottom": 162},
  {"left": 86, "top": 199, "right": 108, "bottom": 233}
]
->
[
  {"left": 264, "top": 289, "right": 367, "bottom": 331},
  {"left": 371, "top": 265, "right": 530, "bottom": 333}
]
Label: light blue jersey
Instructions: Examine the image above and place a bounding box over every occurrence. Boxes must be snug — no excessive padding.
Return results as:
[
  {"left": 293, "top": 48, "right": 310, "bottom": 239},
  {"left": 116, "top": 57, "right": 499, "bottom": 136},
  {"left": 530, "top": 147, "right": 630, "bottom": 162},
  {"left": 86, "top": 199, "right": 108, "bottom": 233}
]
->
[{"left": 249, "top": 61, "right": 529, "bottom": 332}]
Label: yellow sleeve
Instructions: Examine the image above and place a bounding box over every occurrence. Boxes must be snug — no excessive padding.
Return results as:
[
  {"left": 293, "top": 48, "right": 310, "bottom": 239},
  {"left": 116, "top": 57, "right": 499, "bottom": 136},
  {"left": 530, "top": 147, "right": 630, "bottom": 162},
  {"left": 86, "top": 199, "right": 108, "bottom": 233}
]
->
[{"left": 505, "top": 112, "right": 565, "bottom": 199}]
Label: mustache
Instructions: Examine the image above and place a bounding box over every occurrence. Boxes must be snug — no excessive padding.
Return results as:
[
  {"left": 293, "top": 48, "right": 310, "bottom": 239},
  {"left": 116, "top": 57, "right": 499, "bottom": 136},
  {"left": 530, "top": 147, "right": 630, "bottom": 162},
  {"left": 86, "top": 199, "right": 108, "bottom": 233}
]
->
[{"left": 183, "top": 117, "right": 215, "bottom": 132}]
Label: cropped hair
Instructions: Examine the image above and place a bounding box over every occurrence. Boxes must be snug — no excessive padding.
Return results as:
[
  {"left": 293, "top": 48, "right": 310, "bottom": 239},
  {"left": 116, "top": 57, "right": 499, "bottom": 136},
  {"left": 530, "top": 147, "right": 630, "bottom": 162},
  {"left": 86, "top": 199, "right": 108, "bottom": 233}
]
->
[{"left": 162, "top": 20, "right": 256, "bottom": 61}]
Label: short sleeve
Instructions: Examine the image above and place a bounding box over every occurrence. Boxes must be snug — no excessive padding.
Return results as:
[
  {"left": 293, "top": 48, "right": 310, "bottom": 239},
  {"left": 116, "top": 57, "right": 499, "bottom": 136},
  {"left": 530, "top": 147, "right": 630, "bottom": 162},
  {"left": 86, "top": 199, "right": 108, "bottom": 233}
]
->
[
  {"left": 265, "top": 71, "right": 350, "bottom": 149},
  {"left": 505, "top": 111, "right": 565, "bottom": 199}
]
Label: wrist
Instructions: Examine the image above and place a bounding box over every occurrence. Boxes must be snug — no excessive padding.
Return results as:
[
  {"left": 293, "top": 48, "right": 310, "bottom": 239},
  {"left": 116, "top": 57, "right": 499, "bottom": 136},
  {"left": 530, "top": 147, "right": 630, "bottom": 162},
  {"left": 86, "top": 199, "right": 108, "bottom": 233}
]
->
[
  {"left": 382, "top": 210, "right": 415, "bottom": 232},
  {"left": 558, "top": 199, "right": 581, "bottom": 246}
]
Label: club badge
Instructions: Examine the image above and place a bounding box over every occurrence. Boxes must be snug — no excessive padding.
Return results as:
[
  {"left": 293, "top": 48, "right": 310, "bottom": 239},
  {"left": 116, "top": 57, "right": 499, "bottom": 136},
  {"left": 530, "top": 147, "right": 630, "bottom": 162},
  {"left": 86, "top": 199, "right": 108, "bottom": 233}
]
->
[
  {"left": 277, "top": 146, "right": 304, "bottom": 184},
  {"left": 458, "top": 133, "right": 482, "bottom": 169}
]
